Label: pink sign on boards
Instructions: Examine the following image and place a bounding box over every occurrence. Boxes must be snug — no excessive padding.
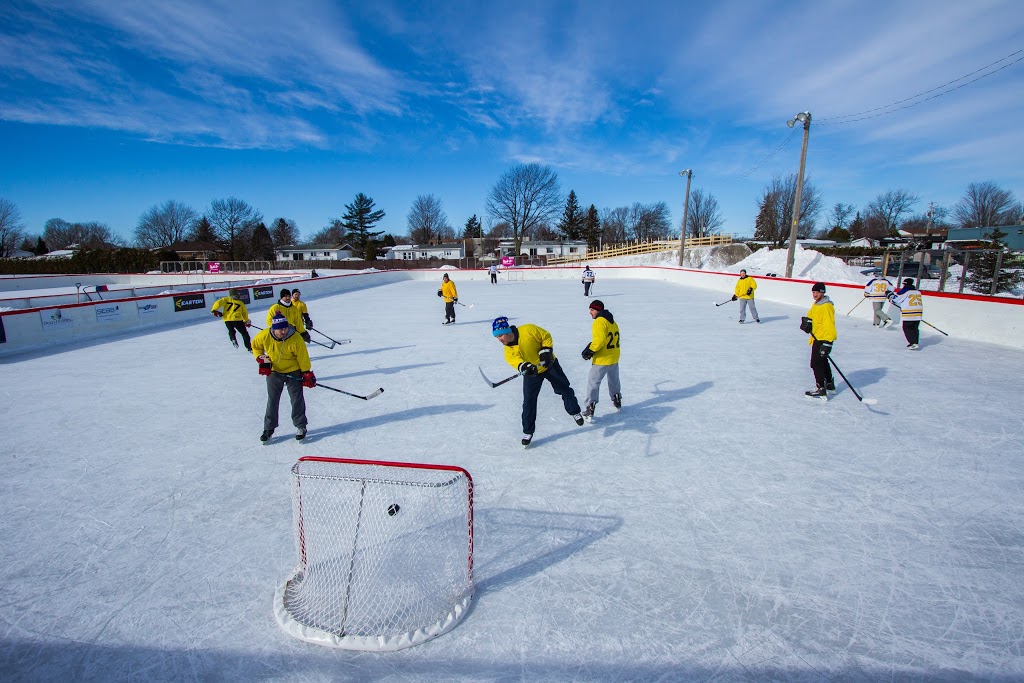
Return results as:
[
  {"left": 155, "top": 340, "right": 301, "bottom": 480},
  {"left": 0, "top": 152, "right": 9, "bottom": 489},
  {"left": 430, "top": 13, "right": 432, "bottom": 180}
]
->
[
  {"left": 208, "top": 262, "right": 221, "bottom": 273},
  {"left": 501, "top": 256, "right": 515, "bottom": 267}
]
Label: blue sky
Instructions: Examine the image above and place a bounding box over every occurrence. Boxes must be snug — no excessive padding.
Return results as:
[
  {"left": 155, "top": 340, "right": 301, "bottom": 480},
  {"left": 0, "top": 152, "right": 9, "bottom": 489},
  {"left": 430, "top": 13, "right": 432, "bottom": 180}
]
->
[{"left": 1, "top": 0, "right": 1022, "bottom": 242}]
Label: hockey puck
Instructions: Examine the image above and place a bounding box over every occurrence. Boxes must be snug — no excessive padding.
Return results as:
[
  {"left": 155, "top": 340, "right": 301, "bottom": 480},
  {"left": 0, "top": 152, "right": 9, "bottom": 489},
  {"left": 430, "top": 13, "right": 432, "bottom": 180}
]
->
[{"left": 387, "top": 503, "right": 400, "bottom": 516}]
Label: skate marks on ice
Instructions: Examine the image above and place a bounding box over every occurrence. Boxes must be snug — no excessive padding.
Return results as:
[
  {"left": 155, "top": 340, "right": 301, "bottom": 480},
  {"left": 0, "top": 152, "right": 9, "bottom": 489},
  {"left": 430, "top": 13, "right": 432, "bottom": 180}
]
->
[
  {"left": 317, "top": 361, "right": 444, "bottom": 382},
  {"left": 297, "top": 403, "right": 492, "bottom": 442}
]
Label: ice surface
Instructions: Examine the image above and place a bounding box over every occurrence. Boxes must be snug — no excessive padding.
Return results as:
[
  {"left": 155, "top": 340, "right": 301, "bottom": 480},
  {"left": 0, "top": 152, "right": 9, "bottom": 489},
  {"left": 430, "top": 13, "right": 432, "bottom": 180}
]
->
[{"left": 2, "top": 276, "right": 1023, "bottom": 681}]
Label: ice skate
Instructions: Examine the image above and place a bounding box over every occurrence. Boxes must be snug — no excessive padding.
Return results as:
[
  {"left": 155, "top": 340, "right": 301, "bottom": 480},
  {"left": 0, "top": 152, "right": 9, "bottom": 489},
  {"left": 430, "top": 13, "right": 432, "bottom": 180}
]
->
[
  {"left": 612, "top": 393, "right": 622, "bottom": 410},
  {"left": 825, "top": 380, "right": 836, "bottom": 393},
  {"left": 521, "top": 433, "right": 533, "bottom": 447},
  {"left": 805, "top": 387, "right": 828, "bottom": 401},
  {"left": 572, "top": 413, "right": 585, "bottom": 426},
  {"left": 231, "top": 339, "right": 239, "bottom": 348},
  {"left": 908, "top": 343, "right": 919, "bottom": 350},
  {"left": 295, "top": 427, "right": 307, "bottom": 441},
  {"left": 260, "top": 430, "right": 274, "bottom": 444},
  {"left": 581, "top": 403, "right": 595, "bottom": 422}
]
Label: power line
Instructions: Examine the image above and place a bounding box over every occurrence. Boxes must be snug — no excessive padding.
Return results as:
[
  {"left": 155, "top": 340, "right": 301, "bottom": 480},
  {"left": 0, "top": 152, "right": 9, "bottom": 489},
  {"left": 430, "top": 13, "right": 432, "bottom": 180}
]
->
[
  {"left": 724, "top": 127, "right": 799, "bottom": 182},
  {"left": 817, "top": 49, "right": 1023, "bottom": 125}
]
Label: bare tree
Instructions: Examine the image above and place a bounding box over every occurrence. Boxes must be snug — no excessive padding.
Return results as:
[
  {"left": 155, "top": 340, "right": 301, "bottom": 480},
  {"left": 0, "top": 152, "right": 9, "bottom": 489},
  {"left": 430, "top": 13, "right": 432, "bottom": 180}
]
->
[
  {"left": 485, "top": 163, "right": 561, "bottom": 256},
  {"left": 752, "top": 174, "right": 821, "bottom": 246},
  {"left": 309, "top": 219, "right": 346, "bottom": 245},
  {"left": 952, "top": 181, "right": 1017, "bottom": 228},
  {"left": 828, "top": 203, "right": 854, "bottom": 231},
  {"left": 42, "top": 218, "right": 119, "bottom": 249},
  {"left": 685, "top": 189, "right": 724, "bottom": 238},
  {"left": 865, "top": 189, "right": 919, "bottom": 237},
  {"left": 0, "top": 198, "right": 26, "bottom": 258},
  {"left": 270, "top": 218, "right": 301, "bottom": 246},
  {"left": 407, "top": 194, "right": 450, "bottom": 244},
  {"left": 627, "top": 202, "right": 672, "bottom": 241},
  {"left": 133, "top": 200, "right": 198, "bottom": 248},
  {"left": 600, "top": 206, "right": 629, "bottom": 245},
  {"left": 208, "top": 197, "right": 262, "bottom": 259}
]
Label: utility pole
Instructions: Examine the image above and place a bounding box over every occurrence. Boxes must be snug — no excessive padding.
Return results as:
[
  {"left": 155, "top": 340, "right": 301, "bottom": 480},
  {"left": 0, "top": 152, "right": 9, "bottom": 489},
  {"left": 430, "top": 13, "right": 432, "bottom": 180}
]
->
[
  {"left": 678, "top": 170, "right": 693, "bottom": 267},
  {"left": 784, "top": 112, "right": 811, "bottom": 279}
]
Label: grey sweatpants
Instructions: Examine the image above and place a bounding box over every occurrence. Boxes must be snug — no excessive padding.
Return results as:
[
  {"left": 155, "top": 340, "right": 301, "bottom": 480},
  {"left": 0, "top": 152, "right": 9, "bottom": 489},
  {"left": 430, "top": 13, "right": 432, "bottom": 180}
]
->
[
  {"left": 872, "top": 301, "right": 891, "bottom": 325},
  {"left": 586, "top": 364, "right": 621, "bottom": 406},
  {"left": 739, "top": 299, "right": 759, "bottom": 322},
  {"left": 264, "top": 373, "right": 307, "bottom": 432}
]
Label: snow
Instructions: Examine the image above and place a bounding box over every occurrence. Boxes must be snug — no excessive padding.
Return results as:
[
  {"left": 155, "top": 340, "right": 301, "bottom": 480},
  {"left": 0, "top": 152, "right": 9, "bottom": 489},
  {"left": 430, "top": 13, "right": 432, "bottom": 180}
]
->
[{"left": 2, "top": 273, "right": 1024, "bottom": 681}]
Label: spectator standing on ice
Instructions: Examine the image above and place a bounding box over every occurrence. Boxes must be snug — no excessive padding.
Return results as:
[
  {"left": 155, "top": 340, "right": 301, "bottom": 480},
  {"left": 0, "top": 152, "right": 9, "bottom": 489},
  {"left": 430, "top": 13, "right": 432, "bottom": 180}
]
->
[
  {"left": 863, "top": 271, "right": 893, "bottom": 327},
  {"left": 732, "top": 269, "right": 760, "bottom": 323},
  {"left": 290, "top": 289, "right": 314, "bottom": 333},
  {"left": 267, "top": 288, "right": 310, "bottom": 342},
  {"left": 582, "top": 265, "right": 595, "bottom": 296},
  {"left": 488, "top": 264, "right": 499, "bottom": 284},
  {"left": 890, "top": 278, "right": 923, "bottom": 350},
  {"left": 491, "top": 316, "right": 584, "bottom": 447},
  {"left": 439, "top": 273, "right": 458, "bottom": 325},
  {"left": 800, "top": 282, "right": 836, "bottom": 399},
  {"left": 252, "top": 313, "right": 316, "bottom": 443},
  {"left": 210, "top": 288, "right": 252, "bottom": 351},
  {"left": 580, "top": 300, "right": 621, "bottom": 420}
]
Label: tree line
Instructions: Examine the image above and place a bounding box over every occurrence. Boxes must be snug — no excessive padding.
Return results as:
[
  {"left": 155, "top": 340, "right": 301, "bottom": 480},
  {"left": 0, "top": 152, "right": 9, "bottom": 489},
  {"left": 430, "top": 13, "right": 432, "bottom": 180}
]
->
[{"left": 1, "top": 168, "right": 1020, "bottom": 261}]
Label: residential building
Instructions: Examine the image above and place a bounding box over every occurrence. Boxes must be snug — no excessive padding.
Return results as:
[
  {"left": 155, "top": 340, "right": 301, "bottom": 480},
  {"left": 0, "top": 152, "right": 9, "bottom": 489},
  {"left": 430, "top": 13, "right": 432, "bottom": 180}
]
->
[{"left": 275, "top": 243, "right": 358, "bottom": 261}]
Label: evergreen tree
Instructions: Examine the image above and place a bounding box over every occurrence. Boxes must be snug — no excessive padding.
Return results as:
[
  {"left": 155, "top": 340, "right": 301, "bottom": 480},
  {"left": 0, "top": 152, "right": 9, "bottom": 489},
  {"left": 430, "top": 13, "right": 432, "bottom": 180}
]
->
[
  {"left": 557, "top": 190, "right": 584, "bottom": 240},
  {"left": 250, "top": 222, "right": 275, "bottom": 261},
  {"left": 462, "top": 214, "right": 483, "bottom": 239},
  {"left": 270, "top": 217, "right": 300, "bottom": 246},
  {"left": 35, "top": 236, "right": 48, "bottom": 255},
  {"left": 964, "top": 227, "right": 1023, "bottom": 295},
  {"left": 848, "top": 212, "right": 865, "bottom": 239},
  {"left": 582, "top": 204, "right": 600, "bottom": 251},
  {"left": 342, "top": 193, "right": 385, "bottom": 251},
  {"left": 189, "top": 216, "right": 217, "bottom": 243}
]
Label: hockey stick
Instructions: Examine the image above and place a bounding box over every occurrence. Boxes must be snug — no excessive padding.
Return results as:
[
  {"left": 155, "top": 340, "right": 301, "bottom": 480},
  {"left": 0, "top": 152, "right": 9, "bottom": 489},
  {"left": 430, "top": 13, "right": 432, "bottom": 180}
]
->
[
  {"left": 827, "top": 357, "right": 877, "bottom": 405},
  {"left": 846, "top": 297, "right": 867, "bottom": 316},
  {"left": 714, "top": 298, "right": 733, "bottom": 307},
  {"left": 310, "top": 327, "right": 352, "bottom": 345},
  {"left": 455, "top": 301, "right": 475, "bottom": 309},
  {"left": 272, "top": 372, "right": 383, "bottom": 400},
  {"left": 479, "top": 366, "right": 521, "bottom": 388},
  {"left": 922, "top": 320, "right": 949, "bottom": 336},
  {"left": 252, "top": 323, "right": 333, "bottom": 348}
]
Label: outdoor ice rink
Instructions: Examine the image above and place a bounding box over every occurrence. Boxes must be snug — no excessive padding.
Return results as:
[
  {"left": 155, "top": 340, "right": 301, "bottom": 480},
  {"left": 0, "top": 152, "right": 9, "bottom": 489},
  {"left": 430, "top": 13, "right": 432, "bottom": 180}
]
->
[{"left": 2, "top": 275, "right": 1023, "bottom": 681}]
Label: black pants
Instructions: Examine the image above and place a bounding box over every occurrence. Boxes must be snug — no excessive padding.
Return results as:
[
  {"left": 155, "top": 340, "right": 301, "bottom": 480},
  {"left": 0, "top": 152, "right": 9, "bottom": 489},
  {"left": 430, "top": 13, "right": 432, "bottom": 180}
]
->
[
  {"left": 810, "top": 341, "right": 834, "bottom": 389},
  {"left": 490, "top": 273, "right": 497, "bottom": 284},
  {"left": 264, "top": 373, "right": 307, "bottom": 432},
  {"left": 521, "top": 359, "right": 581, "bottom": 434},
  {"left": 445, "top": 301, "right": 455, "bottom": 322},
  {"left": 225, "top": 320, "right": 251, "bottom": 350},
  {"left": 903, "top": 320, "right": 920, "bottom": 345},
  {"left": 583, "top": 281, "right": 592, "bottom": 296}
]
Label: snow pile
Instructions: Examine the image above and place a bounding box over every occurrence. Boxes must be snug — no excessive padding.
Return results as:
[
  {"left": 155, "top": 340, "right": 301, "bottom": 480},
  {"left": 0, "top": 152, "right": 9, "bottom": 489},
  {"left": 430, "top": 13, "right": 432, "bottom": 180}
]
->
[{"left": 730, "top": 245, "right": 868, "bottom": 283}]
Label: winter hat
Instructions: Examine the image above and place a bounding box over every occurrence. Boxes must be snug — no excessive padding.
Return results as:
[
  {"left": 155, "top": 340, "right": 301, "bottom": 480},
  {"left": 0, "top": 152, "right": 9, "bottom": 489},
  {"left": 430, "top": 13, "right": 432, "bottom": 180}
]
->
[
  {"left": 903, "top": 278, "right": 915, "bottom": 286},
  {"left": 811, "top": 282, "right": 826, "bottom": 293},
  {"left": 492, "top": 316, "right": 511, "bottom": 336},
  {"left": 589, "top": 299, "right": 605, "bottom": 311},
  {"left": 271, "top": 313, "right": 289, "bottom": 331},
  {"left": 280, "top": 288, "right": 292, "bottom": 298},
  {"left": 228, "top": 288, "right": 240, "bottom": 298}
]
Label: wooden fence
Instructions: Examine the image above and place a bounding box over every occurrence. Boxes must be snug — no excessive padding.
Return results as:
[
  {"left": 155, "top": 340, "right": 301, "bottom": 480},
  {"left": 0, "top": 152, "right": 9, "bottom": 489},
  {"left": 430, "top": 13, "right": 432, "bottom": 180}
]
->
[{"left": 546, "top": 235, "right": 732, "bottom": 266}]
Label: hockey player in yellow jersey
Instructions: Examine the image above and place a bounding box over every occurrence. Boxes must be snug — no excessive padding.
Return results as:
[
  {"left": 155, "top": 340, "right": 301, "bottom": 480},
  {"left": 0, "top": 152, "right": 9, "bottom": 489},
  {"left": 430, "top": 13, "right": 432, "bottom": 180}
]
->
[
  {"left": 266, "top": 288, "right": 310, "bottom": 342},
  {"left": 491, "top": 316, "right": 584, "bottom": 446},
  {"left": 290, "top": 289, "right": 313, "bottom": 332},
  {"left": 580, "top": 300, "right": 621, "bottom": 420},
  {"left": 252, "top": 313, "right": 316, "bottom": 443},
  {"left": 732, "top": 269, "right": 760, "bottom": 323},
  {"left": 210, "top": 288, "right": 252, "bottom": 351},
  {"left": 800, "top": 282, "right": 837, "bottom": 399},
  {"left": 439, "top": 273, "right": 459, "bottom": 325}
]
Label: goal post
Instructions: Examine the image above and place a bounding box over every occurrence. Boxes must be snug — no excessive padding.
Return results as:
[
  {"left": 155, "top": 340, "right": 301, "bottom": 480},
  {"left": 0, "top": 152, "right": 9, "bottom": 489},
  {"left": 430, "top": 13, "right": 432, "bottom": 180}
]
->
[{"left": 274, "top": 457, "right": 474, "bottom": 650}]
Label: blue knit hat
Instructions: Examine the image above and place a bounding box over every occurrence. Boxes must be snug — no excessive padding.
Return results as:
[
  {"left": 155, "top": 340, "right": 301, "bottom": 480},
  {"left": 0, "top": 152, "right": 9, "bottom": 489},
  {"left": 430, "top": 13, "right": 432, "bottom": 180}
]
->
[
  {"left": 492, "top": 316, "right": 511, "bottom": 337},
  {"left": 271, "top": 313, "right": 289, "bottom": 330}
]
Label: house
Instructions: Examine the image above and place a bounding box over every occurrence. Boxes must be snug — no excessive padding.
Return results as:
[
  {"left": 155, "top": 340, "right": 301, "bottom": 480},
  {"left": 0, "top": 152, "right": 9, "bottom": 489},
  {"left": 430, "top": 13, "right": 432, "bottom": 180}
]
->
[
  {"left": 945, "top": 226, "right": 1024, "bottom": 251},
  {"left": 159, "top": 240, "right": 224, "bottom": 260},
  {"left": 4, "top": 248, "right": 35, "bottom": 259},
  {"left": 849, "top": 237, "right": 878, "bottom": 248},
  {"left": 385, "top": 243, "right": 465, "bottom": 260},
  {"left": 275, "top": 243, "right": 358, "bottom": 261},
  {"left": 498, "top": 238, "right": 589, "bottom": 258}
]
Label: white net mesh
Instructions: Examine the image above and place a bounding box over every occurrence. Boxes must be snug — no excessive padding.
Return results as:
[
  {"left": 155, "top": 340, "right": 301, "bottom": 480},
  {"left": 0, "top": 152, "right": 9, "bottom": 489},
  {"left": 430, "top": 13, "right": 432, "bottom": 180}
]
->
[{"left": 274, "top": 457, "right": 474, "bottom": 650}]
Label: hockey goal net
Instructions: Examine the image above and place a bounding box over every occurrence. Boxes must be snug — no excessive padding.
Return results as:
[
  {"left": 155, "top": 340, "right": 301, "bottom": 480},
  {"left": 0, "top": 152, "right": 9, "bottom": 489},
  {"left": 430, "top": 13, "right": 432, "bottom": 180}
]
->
[{"left": 274, "top": 457, "right": 474, "bottom": 650}]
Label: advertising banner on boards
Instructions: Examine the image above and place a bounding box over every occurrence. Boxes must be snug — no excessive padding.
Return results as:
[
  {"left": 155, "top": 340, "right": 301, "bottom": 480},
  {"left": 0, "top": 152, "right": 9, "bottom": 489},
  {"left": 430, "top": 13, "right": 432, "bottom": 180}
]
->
[
  {"left": 173, "top": 294, "right": 206, "bottom": 312},
  {"left": 253, "top": 286, "right": 274, "bottom": 300},
  {"left": 95, "top": 303, "right": 121, "bottom": 323}
]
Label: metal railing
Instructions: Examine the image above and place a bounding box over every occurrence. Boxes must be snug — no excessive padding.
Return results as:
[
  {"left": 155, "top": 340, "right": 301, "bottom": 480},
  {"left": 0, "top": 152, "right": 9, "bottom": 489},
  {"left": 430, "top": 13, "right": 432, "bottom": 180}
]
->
[{"left": 160, "top": 261, "right": 272, "bottom": 274}]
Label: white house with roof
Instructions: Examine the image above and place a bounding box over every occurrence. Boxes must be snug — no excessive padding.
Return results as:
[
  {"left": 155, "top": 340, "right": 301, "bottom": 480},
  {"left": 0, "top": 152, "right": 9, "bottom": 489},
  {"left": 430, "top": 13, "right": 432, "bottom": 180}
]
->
[
  {"left": 385, "top": 243, "right": 465, "bottom": 260},
  {"left": 500, "top": 238, "right": 589, "bottom": 258},
  {"left": 275, "top": 243, "right": 357, "bottom": 261}
]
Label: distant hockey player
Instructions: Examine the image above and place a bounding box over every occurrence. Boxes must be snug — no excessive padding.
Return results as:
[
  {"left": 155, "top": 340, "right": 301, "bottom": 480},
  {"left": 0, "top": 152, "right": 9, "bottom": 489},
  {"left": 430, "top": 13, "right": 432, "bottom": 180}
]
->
[
  {"left": 439, "top": 273, "right": 458, "bottom": 325},
  {"left": 290, "top": 289, "right": 313, "bottom": 332},
  {"left": 252, "top": 313, "right": 316, "bottom": 443},
  {"left": 310, "top": 269, "right": 319, "bottom": 279},
  {"left": 863, "top": 270, "right": 894, "bottom": 327},
  {"left": 800, "top": 282, "right": 836, "bottom": 399},
  {"left": 890, "top": 278, "right": 923, "bottom": 350},
  {"left": 580, "top": 300, "right": 621, "bottom": 420},
  {"left": 210, "top": 288, "right": 252, "bottom": 351},
  {"left": 732, "top": 269, "right": 760, "bottom": 323},
  {"left": 492, "top": 316, "right": 584, "bottom": 446},
  {"left": 488, "top": 264, "right": 499, "bottom": 284},
  {"left": 582, "top": 265, "right": 595, "bottom": 296},
  {"left": 266, "top": 288, "right": 310, "bottom": 342}
]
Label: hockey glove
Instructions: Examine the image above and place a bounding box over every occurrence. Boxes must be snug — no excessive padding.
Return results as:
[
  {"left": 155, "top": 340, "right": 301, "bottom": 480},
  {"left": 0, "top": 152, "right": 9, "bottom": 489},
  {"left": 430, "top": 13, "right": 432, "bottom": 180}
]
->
[
  {"left": 245, "top": 320, "right": 251, "bottom": 328},
  {"left": 518, "top": 362, "right": 538, "bottom": 376},
  {"left": 213, "top": 310, "right": 223, "bottom": 317},
  {"left": 538, "top": 346, "right": 554, "bottom": 369},
  {"left": 800, "top": 317, "right": 813, "bottom": 334},
  {"left": 437, "top": 289, "right": 443, "bottom": 297},
  {"left": 302, "top": 313, "right": 312, "bottom": 329},
  {"left": 819, "top": 341, "right": 833, "bottom": 358},
  {"left": 302, "top": 371, "right": 317, "bottom": 388},
  {"left": 300, "top": 331, "right": 311, "bottom": 343},
  {"left": 581, "top": 344, "right": 595, "bottom": 361},
  {"left": 746, "top": 287, "right": 753, "bottom": 296},
  {"left": 258, "top": 355, "right": 272, "bottom": 376},
  {"left": 731, "top": 295, "right": 737, "bottom": 301},
  {"left": 453, "top": 297, "right": 458, "bottom": 304}
]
